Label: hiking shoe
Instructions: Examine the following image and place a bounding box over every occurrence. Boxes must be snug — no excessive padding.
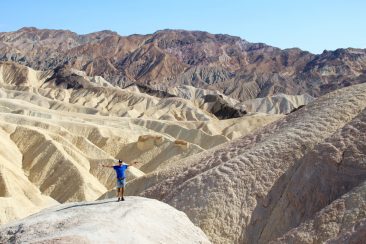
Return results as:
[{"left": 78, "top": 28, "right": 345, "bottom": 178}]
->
[
  {"left": 121, "top": 197, "right": 125, "bottom": 201},
  {"left": 117, "top": 198, "right": 121, "bottom": 202}
]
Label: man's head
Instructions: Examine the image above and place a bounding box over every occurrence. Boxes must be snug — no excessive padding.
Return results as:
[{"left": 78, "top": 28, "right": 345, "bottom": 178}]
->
[{"left": 118, "top": 159, "right": 123, "bottom": 165}]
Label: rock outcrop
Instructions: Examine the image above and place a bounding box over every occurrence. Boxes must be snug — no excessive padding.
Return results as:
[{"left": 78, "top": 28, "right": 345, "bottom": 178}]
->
[{"left": 0, "top": 197, "right": 210, "bottom": 244}]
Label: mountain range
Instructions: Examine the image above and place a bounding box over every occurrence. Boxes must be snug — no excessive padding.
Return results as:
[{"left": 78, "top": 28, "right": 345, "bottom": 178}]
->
[{"left": 1, "top": 27, "right": 365, "bottom": 101}]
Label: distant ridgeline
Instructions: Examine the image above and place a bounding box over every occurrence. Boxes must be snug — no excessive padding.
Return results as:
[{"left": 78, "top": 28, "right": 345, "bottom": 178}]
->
[{"left": 0, "top": 27, "right": 365, "bottom": 102}]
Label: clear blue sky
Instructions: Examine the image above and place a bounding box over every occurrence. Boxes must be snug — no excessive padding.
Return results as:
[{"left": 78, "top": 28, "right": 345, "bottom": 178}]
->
[{"left": 1, "top": 0, "right": 365, "bottom": 53}]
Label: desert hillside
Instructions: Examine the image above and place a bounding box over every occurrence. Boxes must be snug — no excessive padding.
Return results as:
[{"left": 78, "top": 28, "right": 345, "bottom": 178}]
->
[
  {"left": 1, "top": 60, "right": 365, "bottom": 244},
  {"left": 123, "top": 83, "right": 366, "bottom": 243},
  {"left": 0, "top": 61, "right": 286, "bottom": 225}
]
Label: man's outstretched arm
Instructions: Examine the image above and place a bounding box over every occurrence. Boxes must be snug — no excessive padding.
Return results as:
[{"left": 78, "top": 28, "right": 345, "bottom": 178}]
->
[
  {"left": 127, "top": 162, "right": 139, "bottom": 167},
  {"left": 102, "top": 164, "right": 114, "bottom": 168}
]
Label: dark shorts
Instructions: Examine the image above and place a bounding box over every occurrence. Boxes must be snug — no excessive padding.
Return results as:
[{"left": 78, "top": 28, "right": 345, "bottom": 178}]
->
[{"left": 116, "top": 178, "right": 126, "bottom": 188}]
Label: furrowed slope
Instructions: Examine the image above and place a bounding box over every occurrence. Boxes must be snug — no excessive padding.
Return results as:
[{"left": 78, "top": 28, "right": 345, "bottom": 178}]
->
[{"left": 125, "top": 83, "right": 366, "bottom": 243}]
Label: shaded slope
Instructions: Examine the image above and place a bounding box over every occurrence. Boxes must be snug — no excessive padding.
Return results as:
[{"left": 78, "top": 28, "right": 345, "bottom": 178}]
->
[
  {"left": 0, "top": 127, "right": 57, "bottom": 225},
  {"left": 247, "top": 104, "right": 366, "bottom": 243}
]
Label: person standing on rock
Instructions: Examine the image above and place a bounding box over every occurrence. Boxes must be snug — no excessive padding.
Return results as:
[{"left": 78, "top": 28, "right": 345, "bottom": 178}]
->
[{"left": 102, "top": 159, "right": 138, "bottom": 202}]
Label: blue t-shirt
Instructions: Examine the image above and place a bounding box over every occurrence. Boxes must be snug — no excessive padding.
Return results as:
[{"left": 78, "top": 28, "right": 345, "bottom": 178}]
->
[{"left": 113, "top": 164, "right": 128, "bottom": 179}]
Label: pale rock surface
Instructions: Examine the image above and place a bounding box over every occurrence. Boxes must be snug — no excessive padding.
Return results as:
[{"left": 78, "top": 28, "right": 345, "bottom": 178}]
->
[{"left": 0, "top": 197, "right": 211, "bottom": 244}]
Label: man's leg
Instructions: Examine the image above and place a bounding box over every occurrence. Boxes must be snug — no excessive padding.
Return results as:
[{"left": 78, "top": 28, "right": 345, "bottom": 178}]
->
[
  {"left": 121, "top": 187, "right": 125, "bottom": 201},
  {"left": 116, "top": 188, "right": 121, "bottom": 201}
]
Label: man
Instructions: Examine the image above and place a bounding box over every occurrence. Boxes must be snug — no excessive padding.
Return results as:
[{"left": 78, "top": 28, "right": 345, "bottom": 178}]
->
[{"left": 102, "top": 159, "right": 138, "bottom": 202}]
